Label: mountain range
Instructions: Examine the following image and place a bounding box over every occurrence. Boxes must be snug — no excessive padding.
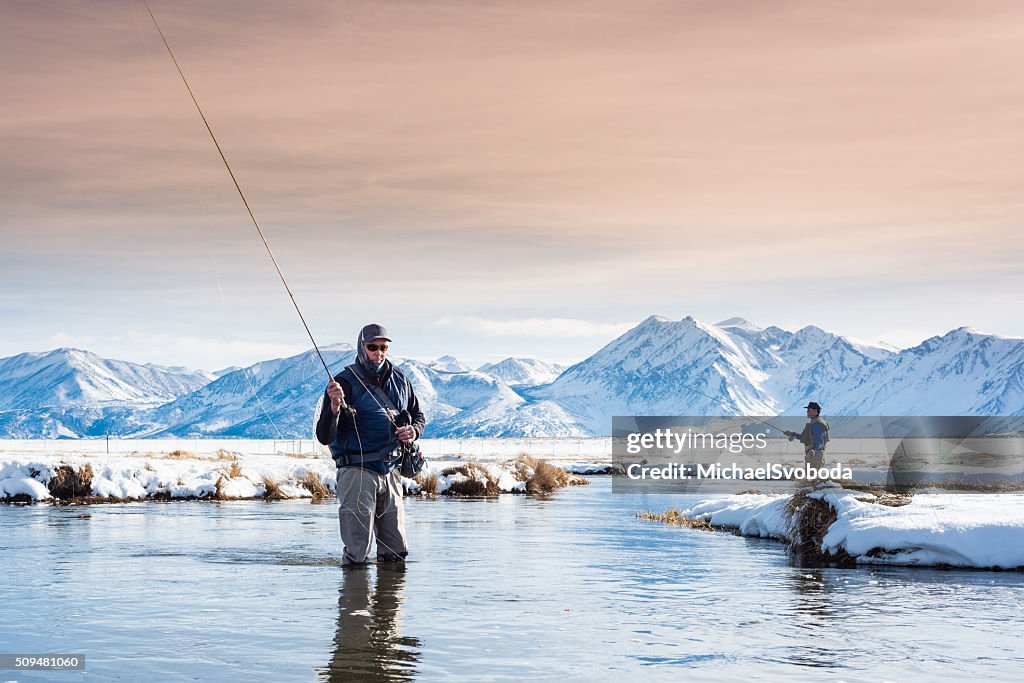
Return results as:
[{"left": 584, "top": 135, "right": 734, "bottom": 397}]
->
[{"left": 2, "top": 316, "right": 1022, "bottom": 438}]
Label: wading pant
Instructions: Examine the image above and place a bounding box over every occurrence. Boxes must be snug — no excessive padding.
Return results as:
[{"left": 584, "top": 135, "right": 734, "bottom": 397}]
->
[
  {"left": 805, "top": 449, "right": 825, "bottom": 470},
  {"left": 336, "top": 466, "right": 408, "bottom": 565}
]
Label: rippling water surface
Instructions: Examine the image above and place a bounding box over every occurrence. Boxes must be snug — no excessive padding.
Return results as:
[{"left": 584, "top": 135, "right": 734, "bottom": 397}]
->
[{"left": 2, "top": 478, "right": 1023, "bottom": 681}]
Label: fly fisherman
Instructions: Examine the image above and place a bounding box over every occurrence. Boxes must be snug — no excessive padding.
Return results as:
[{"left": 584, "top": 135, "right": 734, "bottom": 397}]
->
[
  {"left": 784, "top": 402, "right": 829, "bottom": 469},
  {"left": 315, "top": 324, "right": 425, "bottom": 566}
]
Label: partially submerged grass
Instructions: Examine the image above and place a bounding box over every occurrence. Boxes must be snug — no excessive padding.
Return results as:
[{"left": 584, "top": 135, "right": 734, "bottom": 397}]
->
[
  {"left": 414, "top": 471, "right": 439, "bottom": 496},
  {"left": 637, "top": 509, "right": 715, "bottom": 531},
  {"left": 526, "top": 461, "right": 586, "bottom": 494},
  {"left": 261, "top": 475, "right": 287, "bottom": 501},
  {"left": 785, "top": 488, "right": 857, "bottom": 567},
  {"left": 47, "top": 464, "right": 94, "bottom": 500},
  {"left": 511, "top": 453, "right": 589, "bottom": 495},
  {"left": 441, "top": 463, "right": 502, "bottom": 496},
  {"left": 214, "top": 475, "right": 228, "bottom": 500},
  {"left": 300, "top": 471, "right": 331, "bottom": 499}
]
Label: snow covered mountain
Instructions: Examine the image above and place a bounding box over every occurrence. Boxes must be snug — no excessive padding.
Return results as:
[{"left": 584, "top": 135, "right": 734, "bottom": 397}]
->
[
  {"left": 0, "top": 348, "right": 214, "bottom": 438},
  {"left": 842, "top": 327, "right": 1024, "bottom": 415},
  {"left": 139, "top": 344, "right": 357, "bottom": 438},
  {"left": 477, "top": 357, "right": 566, "bottom": 387},
  {"left": 2, "top": 317, "right": 1022, "bottom": 438}
]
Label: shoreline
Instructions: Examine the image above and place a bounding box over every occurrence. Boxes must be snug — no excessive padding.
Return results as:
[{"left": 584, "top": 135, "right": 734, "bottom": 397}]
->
[
  {"left": 643, "top": 482, "right": 1024, "bottom": 571},
  {"left": 0, "top": 449, "right": 590, "bottom": 505}
]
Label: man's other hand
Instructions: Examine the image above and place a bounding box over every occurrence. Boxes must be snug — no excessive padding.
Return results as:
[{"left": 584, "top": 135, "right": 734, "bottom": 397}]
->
[{"left": 396, "top": 425, "right": 416, "bottom": 443}]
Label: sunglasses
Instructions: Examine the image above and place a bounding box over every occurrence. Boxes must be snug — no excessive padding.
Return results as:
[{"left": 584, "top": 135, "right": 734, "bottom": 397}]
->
[{"left": 364, "top": 343, "right": 389, "bottom": 352}]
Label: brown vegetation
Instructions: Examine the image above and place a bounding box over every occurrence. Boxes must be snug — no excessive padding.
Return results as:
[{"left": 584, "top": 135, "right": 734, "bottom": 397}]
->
[
  {"left": 166, "top": 449, "right": 197, "bottom": 459},
  {"left": 261, "top": 475, "right": 287, "bottom": 501},
  {"left": 221, "top": 461, "right": 244, "bottom": 479},
  {"left": 300, "top": 471, "right": 331, "bottom": 499},
  {"left": 440, "top": 463, "right": 502, "bottom": 496},
  {"left": 510, "top": 454, "right": 589, "bottom": 494},
  {"left": 414, "top": 471, "right": 439, "bottom": 496},
  {"left": 637, "top": 509, "right": 716, "bottom": 531},
  {"left": 526, "top": 461, "right": 587, "bottom": 494},
  {"left": 785, "top": 489, "right": 857, "bottom": 567},
  {"left": 47, "top": 464, "right": 94, "bottom": 500}
]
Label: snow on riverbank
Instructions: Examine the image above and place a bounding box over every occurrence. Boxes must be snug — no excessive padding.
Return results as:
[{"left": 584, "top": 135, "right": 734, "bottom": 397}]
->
[
  {"left": 0, "top": 451, "right": 336, "bottom": 502},
  {"left": 674, "top": 484, "right": 1024, "bottom": 570},
  {"left": 0, "top": 448, "right": 586, "bottom": 503}
]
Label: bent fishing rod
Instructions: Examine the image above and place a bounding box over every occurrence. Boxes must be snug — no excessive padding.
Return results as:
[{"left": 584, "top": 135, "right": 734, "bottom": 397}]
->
[
  {"left": 141, "top": 0, "right": 407, "bottom": 428},
  {"left": 140, "top": 0, "right": 334, "bottom": 384},
  {"left": 669, "top": 375, "right": 796, "bottom": 435}
]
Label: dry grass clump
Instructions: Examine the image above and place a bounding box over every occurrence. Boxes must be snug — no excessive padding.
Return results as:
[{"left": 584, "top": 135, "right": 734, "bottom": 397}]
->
[
  {"left": 515, "top": 453, "right": 540, "bottom": 469},
  {"left": 166, "top": 449, "right": 197, "bottom": 459},
  {"left": 526, "top": 461, "right": 587, "bottom": 494},
  {"left": 300, "top": 471, "right": 331, "bottom": 499},
  {"left": 786, "top": 489, "right": 857, "bottom": 567},
  {"left": 261, "top": 475, "right": 287, "bottom": 501},
  {"left": 441, "top": 463, "right": 502, "bottom": 496},
  {"left": 165, "top": 449, "right": 243, "bottom": 462},
  {"left": 923, "top": 477, "right": 1024, "bottom": 493},
  {"left": 47, "top": 464, "right": 94, "bottom": 500},
  {"left": 512, "top": 453, "right": 538, "bottom": 482},
  {"left": 220, "top": 461, "right": 244, "bottom": 479},
  {"left": 511, "top": 454, "right": 588, "bottom": 494},
  {"left": 415, "top": 471, "right": 439, "bottom": 496},
  {"left": 638, "top": 509, "right": 715, "bottom": 531}
]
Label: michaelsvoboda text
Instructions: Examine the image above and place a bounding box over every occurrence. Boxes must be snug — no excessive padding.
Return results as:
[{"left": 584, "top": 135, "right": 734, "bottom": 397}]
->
[{"left": 625, "top": 462, "right": 854, "bottom": 481}]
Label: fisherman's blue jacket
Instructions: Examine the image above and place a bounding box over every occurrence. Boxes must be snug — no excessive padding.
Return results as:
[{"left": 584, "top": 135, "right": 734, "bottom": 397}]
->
[{"left": 315, "top": 360, "right": 425, "bottom": 473}]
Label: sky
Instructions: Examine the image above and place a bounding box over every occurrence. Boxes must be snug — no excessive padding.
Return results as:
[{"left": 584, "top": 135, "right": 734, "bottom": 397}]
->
[{"left": 2, "top": 0, "right": 1023, "bottom": 371}]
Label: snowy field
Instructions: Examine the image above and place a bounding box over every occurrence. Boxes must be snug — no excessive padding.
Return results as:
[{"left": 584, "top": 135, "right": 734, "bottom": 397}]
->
[
  {"left": 674, "top": 483, "right": 1024, "bottom": 570},
  {"left": 0, "top": 437, "right": 612, "bottom": 459}
]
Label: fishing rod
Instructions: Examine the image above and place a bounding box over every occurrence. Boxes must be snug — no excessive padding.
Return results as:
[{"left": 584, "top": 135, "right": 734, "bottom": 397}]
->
[
  {"left": 140, "top": 0, "right": 335, "bottom": 385},
  {"left": 670, "top": 374, "right": 796, "bottom": 435},
  {"left": 141, "top": 0, "right": 410, "bottom": 431}
]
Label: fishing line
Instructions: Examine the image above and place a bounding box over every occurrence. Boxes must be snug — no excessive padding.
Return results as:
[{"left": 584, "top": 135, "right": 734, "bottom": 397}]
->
[
  {"left": 670, "top": 373, "right": 793, "bottom": 435},
  {"left": 132, "top": 0, "right": 285, "bottom": 440},
  {"left": 139, "top": 0, "right": 422, "bottom": 561},
  {"left": 140, "top": 0, "right": 334, "bottom": 384}
]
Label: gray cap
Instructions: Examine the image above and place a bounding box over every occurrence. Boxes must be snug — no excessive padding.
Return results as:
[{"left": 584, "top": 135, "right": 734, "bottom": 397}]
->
[
  {"left": 804, "top": 402, "right": 821, "bottom": 412},
  {"left": 359, "top": 323, "right": 391, "bottom": 343}
]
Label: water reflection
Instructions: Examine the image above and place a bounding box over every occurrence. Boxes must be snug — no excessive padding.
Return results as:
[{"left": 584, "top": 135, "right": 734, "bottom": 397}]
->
[
  {"left": 321, "top": 565, "right": 421, "bottom": 682},
  {"left": 784, "top": 569, "right": 841, "bottom": 668}
]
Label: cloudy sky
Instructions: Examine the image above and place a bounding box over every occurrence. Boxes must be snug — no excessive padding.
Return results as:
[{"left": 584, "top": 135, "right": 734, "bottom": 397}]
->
[{"left": 3, "top": 0, "right": 1023, "bottom": 370}]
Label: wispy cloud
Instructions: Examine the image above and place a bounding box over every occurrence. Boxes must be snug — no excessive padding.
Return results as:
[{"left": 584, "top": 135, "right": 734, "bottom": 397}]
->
[
  {"left": 435, "top": 316, "right": 635, "bottom": 339},
  {"left": 49, "top": 331, "right": 306, "bottom": 370}
]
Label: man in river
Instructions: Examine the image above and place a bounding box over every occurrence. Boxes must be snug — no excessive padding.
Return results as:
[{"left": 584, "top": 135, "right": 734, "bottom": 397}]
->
[
  {"left": 315, "top": 323, "right": 426, "bottom": 566},
  {"left": 784, "top": 402, "right": 829, "bottom": 469}
]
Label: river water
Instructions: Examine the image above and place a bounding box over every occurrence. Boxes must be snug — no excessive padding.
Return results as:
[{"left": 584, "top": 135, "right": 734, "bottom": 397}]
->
[{"left": 2, "top": 478, "right": 1022, "bottom": 681}]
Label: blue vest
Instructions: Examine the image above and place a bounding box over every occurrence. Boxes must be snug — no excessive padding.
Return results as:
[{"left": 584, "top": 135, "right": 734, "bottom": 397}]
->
[{"left": 329, "top": 364, "right": 411, "bottom": 467}]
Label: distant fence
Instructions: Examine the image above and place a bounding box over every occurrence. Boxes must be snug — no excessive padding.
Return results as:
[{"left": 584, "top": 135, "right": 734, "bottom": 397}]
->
[
  {"left": 0, "top": 437, "right": 615, "bottom": 459},
  {"left": 0, "top": 438, "right": 318, "bottom": 456}
]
